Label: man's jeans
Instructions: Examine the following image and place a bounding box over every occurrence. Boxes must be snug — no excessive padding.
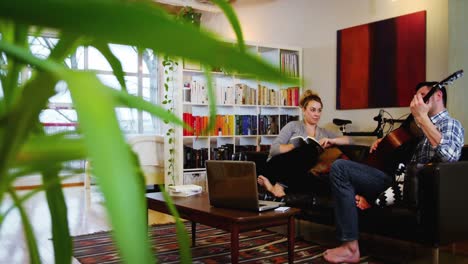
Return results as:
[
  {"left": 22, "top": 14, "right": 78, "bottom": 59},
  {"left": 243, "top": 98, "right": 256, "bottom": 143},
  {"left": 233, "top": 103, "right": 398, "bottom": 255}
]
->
[{"left": 330, "top": 159, "right": 392, "bottom": 241}]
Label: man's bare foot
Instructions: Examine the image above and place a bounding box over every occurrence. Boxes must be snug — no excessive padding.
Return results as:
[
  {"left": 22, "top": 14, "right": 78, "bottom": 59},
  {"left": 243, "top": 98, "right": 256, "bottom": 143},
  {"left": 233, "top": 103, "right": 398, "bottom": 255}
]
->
[
  {"left": 257, "top": 175, "right": 286, "bottom": 198},
  {"left": 323, "top": 241, "right": 360, "bottom": 263},
  {"left": 355, "top": 194, "right": 371, "bottom": 210}
]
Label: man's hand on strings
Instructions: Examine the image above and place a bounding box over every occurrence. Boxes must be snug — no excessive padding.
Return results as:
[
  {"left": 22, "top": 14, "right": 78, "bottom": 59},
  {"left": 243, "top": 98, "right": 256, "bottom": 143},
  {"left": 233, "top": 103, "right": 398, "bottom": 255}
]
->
[{"left": 369, "top": 138, "right": 383, "bottom": 153}]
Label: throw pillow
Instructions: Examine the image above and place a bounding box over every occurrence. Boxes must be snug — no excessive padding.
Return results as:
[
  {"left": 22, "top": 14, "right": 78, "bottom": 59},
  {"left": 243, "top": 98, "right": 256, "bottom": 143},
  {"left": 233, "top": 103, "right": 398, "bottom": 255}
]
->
[
  {"left": 374, "top": 163, "right": 406, "bottom": 207},
  {"left": 310, "top": 147, "right": 349, "bottom": 176}
]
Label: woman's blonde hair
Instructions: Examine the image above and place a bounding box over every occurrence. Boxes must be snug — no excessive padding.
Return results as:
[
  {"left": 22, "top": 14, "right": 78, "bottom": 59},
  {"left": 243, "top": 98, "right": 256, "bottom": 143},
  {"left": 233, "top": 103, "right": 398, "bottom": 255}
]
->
[{"left": 299, "top": 90, "right": 323, "bottom": 109}]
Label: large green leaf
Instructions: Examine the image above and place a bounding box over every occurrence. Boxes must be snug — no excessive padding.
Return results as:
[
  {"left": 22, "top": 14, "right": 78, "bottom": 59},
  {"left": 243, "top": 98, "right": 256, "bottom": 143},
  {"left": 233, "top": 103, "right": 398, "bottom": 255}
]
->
[
  {"left": 3, "top": 23, "right": 28, "bottom": 109},
  {"left": 91, "top": 42, "right": 127, "bottom": 92},
  {"left": 8, "top": 188, "right": 41, "bottom": 264},
  {"left": 15, "top": 136, "right": 87, "bottom": 166},
  {"left": 66, "top": 71, "right": 154, "bottom": 263},
  {"left": 0, "top": 37, "right": 78, "bottom": 198},
  {"left": 203, "top": 68, "right": 216, "bottom": 133},
  {"left": 0, "top": 40, "right": 157, "bottom": 263},
  {"left": 42, "top": 167, "right": 72, "bottom": 264},
  {"left": 0, "top": 1, "right": 302, "bottom": 264},
  {"left": 160, "top": 188, "right": 192, "bottom": 263},
  {"left": 33, "top": 123, "right": 73, "bottom": 264},
  {"left": 108, "top": 88, "right": 190, "bottom": 131},
  {"left": 0, "top": 175, "right": 75, "bottom": 227},
  {"left": 211, "top": 0, "right": 245, "bottom": 52},
  {"left": 0, "top": 0, "right": 297, "bottom": 84}
]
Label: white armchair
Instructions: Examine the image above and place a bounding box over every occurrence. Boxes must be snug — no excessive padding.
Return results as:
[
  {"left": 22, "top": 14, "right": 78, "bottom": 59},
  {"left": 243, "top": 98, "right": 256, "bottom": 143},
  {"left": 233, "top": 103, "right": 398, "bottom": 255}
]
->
[
  {"left": 127, "top": 135, "right": 165, "bottom": 186},
  {"left": 85, "top": 135, "right": 165, "bottom": 189}
]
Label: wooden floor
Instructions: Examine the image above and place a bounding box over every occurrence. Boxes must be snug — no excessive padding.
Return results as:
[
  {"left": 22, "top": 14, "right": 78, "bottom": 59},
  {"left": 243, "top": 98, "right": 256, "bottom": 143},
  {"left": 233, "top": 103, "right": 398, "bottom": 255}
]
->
[
  {"left": 0, "top": 186, "right": 175, "bottom": 264},
  {"left": 2, "top": 186, "right": 468, "bottom": 264}
]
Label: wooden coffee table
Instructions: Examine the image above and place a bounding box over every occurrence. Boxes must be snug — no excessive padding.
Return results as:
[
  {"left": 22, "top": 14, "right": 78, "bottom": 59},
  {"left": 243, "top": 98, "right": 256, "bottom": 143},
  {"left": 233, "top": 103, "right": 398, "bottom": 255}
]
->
[{"left": 146, "top": 192, "right": 300, "bottom": 264}]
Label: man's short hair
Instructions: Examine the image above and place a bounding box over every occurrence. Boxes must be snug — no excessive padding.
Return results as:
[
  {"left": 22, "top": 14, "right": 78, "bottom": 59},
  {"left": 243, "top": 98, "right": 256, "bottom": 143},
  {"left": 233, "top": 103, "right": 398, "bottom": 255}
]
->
[{"left": 415, "top": 81, "right": 447, "bottom": 107}]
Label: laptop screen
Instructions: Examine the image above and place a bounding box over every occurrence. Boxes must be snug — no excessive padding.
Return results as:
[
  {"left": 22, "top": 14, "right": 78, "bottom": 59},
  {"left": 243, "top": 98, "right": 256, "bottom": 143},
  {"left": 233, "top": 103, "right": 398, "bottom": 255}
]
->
[{"left": 205, "top": 160, "right": 260, "bottom": 210}]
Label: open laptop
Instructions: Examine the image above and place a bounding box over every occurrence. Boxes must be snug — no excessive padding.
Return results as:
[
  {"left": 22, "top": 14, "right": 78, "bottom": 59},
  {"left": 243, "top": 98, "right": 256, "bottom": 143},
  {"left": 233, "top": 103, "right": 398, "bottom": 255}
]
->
[{"left": 205, "top": 160, "right": 284, "bottom": 212}]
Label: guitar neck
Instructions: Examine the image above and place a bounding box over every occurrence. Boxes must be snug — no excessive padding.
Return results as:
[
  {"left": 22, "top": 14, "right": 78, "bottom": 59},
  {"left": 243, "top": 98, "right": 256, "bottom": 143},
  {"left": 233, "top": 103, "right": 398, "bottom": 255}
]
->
[
  {"left": 422, "top": 69, "right": 464, "bottom": 103},
  {"left": 422, "top": 85, "right": 439, "bottom": 103},
  {"left": 400, "top": 70, "right": 464, "bottom": 127}
]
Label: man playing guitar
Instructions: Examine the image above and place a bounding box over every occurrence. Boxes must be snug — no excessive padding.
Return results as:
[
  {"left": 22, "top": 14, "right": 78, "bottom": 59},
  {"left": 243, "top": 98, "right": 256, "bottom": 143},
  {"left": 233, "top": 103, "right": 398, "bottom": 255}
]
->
[{"left": 324, "top": 78, "right": 465, "bottom": 263}]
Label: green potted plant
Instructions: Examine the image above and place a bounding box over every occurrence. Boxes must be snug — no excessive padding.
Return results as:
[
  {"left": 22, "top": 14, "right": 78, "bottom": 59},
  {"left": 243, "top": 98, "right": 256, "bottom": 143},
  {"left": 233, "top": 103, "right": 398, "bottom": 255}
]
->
[
  {"left": 178, "top": 6, "right": 202, "bottom": 27},
  {"left": 0, "top": 0, "right": 298, "bottom": 263}
]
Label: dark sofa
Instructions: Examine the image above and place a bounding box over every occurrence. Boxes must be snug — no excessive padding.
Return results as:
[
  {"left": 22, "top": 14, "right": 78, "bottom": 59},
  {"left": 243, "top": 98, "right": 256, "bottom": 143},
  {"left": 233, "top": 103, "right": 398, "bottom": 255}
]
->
[{"left": 240, "top": 145, "right": 468, "bottom": 262}]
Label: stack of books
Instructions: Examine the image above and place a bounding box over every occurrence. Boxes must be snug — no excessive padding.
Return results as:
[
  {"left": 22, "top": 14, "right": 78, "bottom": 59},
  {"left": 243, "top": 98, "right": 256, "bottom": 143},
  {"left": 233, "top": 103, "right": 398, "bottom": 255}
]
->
[{"left": 168, "top": 184, "right": 203, "bottom": 197}]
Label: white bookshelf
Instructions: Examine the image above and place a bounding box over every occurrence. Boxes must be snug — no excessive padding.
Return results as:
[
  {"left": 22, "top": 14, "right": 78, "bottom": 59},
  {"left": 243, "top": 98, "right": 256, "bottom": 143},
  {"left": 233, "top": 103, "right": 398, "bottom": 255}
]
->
[{"left": 168, "top": 42, "right": 303, "bottom": 186}]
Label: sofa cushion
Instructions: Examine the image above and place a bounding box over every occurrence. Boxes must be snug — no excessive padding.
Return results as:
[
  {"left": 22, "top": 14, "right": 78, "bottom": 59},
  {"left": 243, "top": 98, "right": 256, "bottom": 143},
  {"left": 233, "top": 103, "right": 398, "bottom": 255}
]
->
[
  {"left": 310, "top": 147, "right": 349, "bottom": 176},
  {"left": 338, "top": 145, "right": 370, "bottom": 162}
]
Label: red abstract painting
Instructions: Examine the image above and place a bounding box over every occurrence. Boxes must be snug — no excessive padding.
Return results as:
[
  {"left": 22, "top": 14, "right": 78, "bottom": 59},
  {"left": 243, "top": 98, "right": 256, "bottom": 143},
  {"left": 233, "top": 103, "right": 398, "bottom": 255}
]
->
[{"left": 337, "top": 11, "right": 426, "bottom": 110}]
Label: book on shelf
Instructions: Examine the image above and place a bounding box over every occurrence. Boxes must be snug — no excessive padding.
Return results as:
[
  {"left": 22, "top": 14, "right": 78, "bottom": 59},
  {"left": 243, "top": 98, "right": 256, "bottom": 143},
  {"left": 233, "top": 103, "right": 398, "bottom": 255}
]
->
[
  {"left": 290, "top": 136, "right": 324, "bottom": 153},
  {"left": 184, "top": 146, "right": 208, "bottom": 169},
  {"left": 211, "top": 144, "right": 234, "bottom": 161},
  {"left": 279, "top": 115, "right": 299, "bottom": 130},
  {"left": 258, "top": 115, "right": 279, "bottom": 135},
  {"left": 280, "top": 51, "right": 299, "bottom": 77},
  {"left": 235, "top": 115, "right": 257, "bottom": 135}
]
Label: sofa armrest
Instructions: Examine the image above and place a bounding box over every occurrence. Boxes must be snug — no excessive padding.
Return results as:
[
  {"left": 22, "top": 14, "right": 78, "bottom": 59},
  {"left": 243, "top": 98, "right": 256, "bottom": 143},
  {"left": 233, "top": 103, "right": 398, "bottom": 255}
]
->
[
  {"left": 402, "top": 163, "right": 425, "bottom": 208},
  {"left": 416, "top": 161, "right": 468, "bottom": 245}
]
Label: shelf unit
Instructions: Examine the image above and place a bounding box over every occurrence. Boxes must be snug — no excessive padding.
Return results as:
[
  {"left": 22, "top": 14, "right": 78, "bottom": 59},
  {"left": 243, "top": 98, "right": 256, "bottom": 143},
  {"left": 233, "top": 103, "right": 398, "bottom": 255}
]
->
[{"left": 167, "top": 42, "right": 302, "bottom": 187}]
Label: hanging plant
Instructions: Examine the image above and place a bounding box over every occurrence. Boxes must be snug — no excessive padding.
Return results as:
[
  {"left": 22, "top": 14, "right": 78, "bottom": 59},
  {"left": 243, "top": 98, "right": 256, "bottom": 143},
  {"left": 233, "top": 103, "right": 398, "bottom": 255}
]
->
[
  {"left": 162, "top": 55, "right": 178, "bottom": 186},
  {"left": 162, "top": 6, "right": 201, "bottom": 186}
]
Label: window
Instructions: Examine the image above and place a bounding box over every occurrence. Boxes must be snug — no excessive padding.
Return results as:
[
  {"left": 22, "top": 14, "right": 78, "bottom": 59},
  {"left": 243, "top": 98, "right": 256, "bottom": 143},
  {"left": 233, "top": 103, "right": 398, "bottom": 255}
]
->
[{"left": 28, "top": 35, "right": 161, "bottom": 135}]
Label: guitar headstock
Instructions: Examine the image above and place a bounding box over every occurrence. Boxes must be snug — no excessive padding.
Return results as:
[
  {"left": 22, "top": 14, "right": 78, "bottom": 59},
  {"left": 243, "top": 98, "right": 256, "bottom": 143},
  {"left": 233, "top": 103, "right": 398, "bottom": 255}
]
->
[
  {"left": 423, "top": 70, "right": 464, "bottom": 103},
  {"left": 437, "top": 69, "right": 464, "bottom": 88}
]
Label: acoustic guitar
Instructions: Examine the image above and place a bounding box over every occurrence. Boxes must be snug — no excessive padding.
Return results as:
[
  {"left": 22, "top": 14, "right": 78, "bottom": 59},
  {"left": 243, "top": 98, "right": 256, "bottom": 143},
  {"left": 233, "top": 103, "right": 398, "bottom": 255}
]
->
[{"left": 365, "top": 69, "right": 464, "bottom": 173}]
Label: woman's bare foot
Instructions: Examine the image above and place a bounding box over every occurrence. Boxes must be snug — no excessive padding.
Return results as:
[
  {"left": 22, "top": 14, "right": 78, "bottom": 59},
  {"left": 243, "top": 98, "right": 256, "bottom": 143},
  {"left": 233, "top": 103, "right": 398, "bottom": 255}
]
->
[
  {"left": 271, "top": 183, "right": 286, "bottom": 197},
  {"left": 257, "top": 175, "right": 271, "bottom": 189},
  {"left": 323, "top": 240, "right": 360, "bottom": 263},
  {"left": 257, "top": 175, "right": 286, "bottom": 198},
  {"left": 355, "top": 194, "right": 372, "bottom": 210}
]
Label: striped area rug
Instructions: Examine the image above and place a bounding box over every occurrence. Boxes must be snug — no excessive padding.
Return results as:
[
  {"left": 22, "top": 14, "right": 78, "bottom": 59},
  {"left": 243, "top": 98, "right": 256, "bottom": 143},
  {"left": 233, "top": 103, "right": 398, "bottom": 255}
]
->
[{"left": 72, "top": 223, "right": 377, "bottom": 263}]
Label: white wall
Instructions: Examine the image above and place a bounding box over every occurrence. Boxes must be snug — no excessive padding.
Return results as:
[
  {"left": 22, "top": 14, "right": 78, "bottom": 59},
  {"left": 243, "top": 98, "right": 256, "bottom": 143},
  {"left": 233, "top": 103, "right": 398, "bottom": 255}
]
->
[
  {"left": 203, "top": 0, "right": 454, "bottom": 144},
  {"left": 449, "top": 0, "right": 468, "bottom": 142}
]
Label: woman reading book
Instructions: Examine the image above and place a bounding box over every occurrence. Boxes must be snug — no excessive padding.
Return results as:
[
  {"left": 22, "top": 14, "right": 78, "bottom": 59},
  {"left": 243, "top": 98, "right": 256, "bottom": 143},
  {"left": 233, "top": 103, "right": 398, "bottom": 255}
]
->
[{"left": 258, "top": 90, "right": 352, "bottom": 197}]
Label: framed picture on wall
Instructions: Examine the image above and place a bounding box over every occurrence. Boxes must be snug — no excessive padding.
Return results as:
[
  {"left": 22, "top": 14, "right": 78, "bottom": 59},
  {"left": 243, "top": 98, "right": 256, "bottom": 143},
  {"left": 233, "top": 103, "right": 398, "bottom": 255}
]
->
[{"left": 336, "top": 10, "right": 426, "bottom": 110}]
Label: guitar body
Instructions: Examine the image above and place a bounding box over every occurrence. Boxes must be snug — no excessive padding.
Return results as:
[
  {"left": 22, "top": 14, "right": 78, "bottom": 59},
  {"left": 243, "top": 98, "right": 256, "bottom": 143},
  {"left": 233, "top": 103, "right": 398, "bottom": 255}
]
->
[{"left": 364, "top": 121, "right": 418, "bottom": 172}]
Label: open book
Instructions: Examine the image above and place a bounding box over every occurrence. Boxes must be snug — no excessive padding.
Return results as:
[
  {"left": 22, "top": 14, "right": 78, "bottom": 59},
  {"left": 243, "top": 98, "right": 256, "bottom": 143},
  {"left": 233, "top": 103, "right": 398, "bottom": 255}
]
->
[{"left": 290, "top": 136, "right": 324, "bottom": 153}]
